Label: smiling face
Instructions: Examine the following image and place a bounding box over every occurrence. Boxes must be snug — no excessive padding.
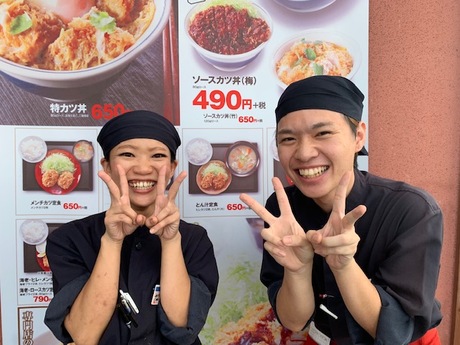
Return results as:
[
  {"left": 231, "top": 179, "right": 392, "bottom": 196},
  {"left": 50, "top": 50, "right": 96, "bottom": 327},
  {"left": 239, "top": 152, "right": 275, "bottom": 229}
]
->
[
  {"left": 101, "top": 138, "right": 177, "bottom": 216},
  {"left": 276, "top": 109, "right": 366, "bottom": 211}
]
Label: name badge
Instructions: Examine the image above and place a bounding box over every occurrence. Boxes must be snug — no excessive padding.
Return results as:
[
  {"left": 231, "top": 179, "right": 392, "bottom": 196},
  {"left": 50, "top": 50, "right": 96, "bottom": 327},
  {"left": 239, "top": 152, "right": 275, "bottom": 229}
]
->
[
  {"left": 151, "top": 284, "right": 160, "bottom": 305},
  {"left": 308, "top": 321, "right": 331, "bottom": 345}
]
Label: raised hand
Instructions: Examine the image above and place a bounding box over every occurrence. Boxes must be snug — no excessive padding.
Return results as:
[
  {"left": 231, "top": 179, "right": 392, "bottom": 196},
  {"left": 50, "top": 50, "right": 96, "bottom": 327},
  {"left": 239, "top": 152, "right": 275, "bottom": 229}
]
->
[
  {"left": 98, "top": 165, "right": 145, "bottom": 243},
  {"left": 147, "top": 165, "right": 187, "bottom": 241},
  {"left": 240, "top": 177, "right": 314, "bottom": 272},
  {"left": 306, "top": 171, "right": 367, "bottom": 270}
]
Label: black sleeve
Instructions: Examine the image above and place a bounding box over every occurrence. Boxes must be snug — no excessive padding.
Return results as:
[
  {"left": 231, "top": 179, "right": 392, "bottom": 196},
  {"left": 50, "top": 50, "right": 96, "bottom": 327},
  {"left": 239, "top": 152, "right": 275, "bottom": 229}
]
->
[{"left": 371, "top": 192, "right": 443, "bottom": 340}]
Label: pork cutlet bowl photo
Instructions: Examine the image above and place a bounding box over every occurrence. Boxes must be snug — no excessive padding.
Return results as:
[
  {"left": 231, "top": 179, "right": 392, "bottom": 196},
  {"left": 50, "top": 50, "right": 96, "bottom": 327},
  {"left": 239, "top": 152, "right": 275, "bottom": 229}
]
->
[
  {"left": 0, "top": 0, "right": 171, "bottom": 101},
  {"left": 272, "top": 0, "right": 336, "bottom": 12},
  {"left": 184, "top": 0, "right": 272, "bottom": 71},
  {"left": 273, "top": 29, "right": 361, "bottom": 88}
]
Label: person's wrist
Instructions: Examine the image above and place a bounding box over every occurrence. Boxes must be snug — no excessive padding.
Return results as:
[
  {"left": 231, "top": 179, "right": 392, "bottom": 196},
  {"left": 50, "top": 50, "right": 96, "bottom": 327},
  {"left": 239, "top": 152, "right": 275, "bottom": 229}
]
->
[
  {"left": 160, "top": 231, "right": 181, "bottom": 246},
  {"left": 102, "top": 232, "right": 124, "bottom": 248},
  {"left": 330, "top": 257, "right": 356, "bottom": 275},
  {"left": 285, "top": 259, "right": 313, "bottom": 276}
]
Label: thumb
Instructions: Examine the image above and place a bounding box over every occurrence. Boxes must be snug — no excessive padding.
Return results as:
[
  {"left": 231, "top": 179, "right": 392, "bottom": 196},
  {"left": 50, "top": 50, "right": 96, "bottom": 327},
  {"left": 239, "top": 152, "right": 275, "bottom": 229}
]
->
[
  {"left": 342, "top": 205, "right": 367, "bottom": 229},
  {"left": 306, "top": 230, "right": 322, "bottom": 245}
]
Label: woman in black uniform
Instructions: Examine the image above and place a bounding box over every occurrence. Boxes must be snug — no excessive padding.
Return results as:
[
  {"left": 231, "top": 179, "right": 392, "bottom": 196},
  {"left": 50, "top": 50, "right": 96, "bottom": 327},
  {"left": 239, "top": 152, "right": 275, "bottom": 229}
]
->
[{"left": 45, "top": 110, "right": 219, "bottom": 345}]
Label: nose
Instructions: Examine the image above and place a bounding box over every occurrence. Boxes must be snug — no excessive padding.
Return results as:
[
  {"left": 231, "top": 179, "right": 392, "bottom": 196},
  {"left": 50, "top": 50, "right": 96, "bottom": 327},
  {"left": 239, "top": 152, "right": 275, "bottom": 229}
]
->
[
  {"left": 132, "top": 156, "right": 155, "bottom": 174},
  {"left": 294, "top": 138, "right": 318, "bottom": 161}
]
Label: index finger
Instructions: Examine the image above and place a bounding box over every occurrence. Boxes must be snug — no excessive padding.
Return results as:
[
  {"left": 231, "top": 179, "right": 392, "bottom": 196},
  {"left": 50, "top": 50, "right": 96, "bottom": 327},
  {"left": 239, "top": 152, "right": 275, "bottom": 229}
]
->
[
  {"left": 332, "top": 171, "right": 352, "bottom": 218},
  {"left": 272, "top": 177, "right": 295, "bottom": 218},
  {"left": 98, "top": 169, "right": 121, "bottom": 200},
  {"left": 117, "top": 164, "right": 130, "bottom": 200},
  {"left": 239, "top": 193, "right": 277, "bottom": 225},
  {"left": 167, "top": 170, "right": 187, "bottom": 201},
  {"left": 156, "top": 165, "right": 167, "bottom": 197}
]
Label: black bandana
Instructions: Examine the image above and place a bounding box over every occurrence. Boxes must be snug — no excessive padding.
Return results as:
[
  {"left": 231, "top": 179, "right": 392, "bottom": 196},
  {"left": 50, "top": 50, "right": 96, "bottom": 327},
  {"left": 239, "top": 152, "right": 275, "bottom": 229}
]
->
[
  {"left": 275, "top": 76, "right": 364, "bottom": 123},
  {"left": 97, "top": 110, "right": 181, "bottom": 158},
  {"left": 275, "top": 76, "right": 367, "bottom": 155}
]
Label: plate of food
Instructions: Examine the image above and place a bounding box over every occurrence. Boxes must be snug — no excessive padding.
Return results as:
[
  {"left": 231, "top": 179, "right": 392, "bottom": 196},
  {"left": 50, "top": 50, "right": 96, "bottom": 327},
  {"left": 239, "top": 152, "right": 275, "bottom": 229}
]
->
[
  {"left": 73, "top": 140, "right": 94, "bottom": 162},
  {"left": 35, "top": 149, "right": 81, "bottom": 194},
  {"left": 0, "top": 0, "right": 171, "bottom": 100},
  {"left": 18, "top": 135, "right": 48, "bottom": 163},
  {"left": 186, "top": 137, "right": 213, "bottom": 166},
  {"left": 196, "top": 160, "right": 232, "bottom": 195},
  {"left": 273, "top": 30, "right": 361, "bottom": 88},
  {"left": 20, "top": 219, "right": 49, "bottom": 245},
  {"left": 185, "top": 0, "right": 272, "bottom": 71},
  {"left": 36, "top": 251, "right": 50, "bottom": 271},
  {"left": 225, "top": 141, "right": 260, "bottom": 177}
]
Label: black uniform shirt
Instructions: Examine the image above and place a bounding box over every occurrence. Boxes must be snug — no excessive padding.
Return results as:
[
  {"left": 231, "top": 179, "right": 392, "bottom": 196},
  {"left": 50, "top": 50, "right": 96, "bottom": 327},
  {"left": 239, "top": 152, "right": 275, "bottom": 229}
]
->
[
  {"left": 45, "top": 213, "right": 219, "bottom": 345},
  {"left": 262, "top": 169, "right": 443, "bottom": 344}
]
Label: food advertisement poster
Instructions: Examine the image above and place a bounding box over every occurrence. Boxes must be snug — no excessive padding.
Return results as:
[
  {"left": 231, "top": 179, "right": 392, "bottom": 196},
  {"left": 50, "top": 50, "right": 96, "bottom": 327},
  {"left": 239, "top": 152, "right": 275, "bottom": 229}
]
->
[{"left": 0, "top": 0, "right": 368, "bottom": 344}]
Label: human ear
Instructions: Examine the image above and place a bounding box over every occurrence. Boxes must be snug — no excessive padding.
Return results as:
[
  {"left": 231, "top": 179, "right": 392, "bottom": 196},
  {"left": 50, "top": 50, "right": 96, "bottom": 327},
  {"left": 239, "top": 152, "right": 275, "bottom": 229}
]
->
[
  {"left": 100, "top": 157, "right": 111, "bottom": 174},
  {"left": 355, "top": 122, "right": 367, "bottom": 153},
  {"left": 168, "top": 160, "right": 178, "bottom": 180}
]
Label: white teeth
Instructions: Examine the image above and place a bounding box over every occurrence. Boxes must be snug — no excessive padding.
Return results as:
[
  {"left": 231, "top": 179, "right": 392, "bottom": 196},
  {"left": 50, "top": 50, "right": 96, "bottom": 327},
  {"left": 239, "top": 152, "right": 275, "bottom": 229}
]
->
[
  {"left": 299, "top": 166, "right": 327, "bottom": 178},
  {"left": 129, "top": 181, "right": 155, "bottom": 189}
]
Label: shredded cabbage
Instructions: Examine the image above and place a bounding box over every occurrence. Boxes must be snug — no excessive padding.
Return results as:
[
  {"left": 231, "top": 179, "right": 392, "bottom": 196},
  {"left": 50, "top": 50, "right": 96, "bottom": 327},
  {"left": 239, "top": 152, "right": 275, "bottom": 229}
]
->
[
  {"left": 202, "top": 162, "right": 227, "bottom": 177},
  {"left": 41, "top": 153, "right": 75, "bottom": 174}
]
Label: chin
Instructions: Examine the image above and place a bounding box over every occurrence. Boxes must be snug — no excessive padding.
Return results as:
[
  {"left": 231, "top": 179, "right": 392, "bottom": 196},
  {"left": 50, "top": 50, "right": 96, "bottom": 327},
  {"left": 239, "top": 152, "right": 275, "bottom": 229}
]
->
[
  {"left": 296, "top": 181, "right": 330, "bottom": 199},
  {"left": 130, "top": 195, "right": 155, "bottom": 208}
]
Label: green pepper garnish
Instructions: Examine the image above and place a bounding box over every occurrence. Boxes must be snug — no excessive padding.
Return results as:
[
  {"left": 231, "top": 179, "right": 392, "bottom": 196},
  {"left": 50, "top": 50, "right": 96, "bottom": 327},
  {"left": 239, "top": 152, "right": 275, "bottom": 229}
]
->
[
  {"left": 89, "top": 10, "right": 116, "bottom": 33},
  {"left": 312, "top": 63, "right": 324, "bottom": 75},
  {"left": 305, "top": 47, "right": 316, "bottom": 60},
  {"left": 10, "top": 12, "right": 32, "bottom": 35}
]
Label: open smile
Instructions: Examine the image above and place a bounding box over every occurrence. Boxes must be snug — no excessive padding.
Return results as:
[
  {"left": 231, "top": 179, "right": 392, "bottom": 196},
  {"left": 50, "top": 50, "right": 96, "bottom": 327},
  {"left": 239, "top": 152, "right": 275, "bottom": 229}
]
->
[
  {"left": 298, "top": 166, "right": 329, "bottom": 179},
  {"left": 129, "top": 180, "right": 156, "bottom": 190}
]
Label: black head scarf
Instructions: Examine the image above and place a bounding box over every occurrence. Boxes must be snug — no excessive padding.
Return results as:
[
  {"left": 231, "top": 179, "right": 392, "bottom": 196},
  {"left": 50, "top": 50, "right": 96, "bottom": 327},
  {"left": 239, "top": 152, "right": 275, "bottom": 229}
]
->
[
  {"left": 97, "top": 110, "right": 181, "bottom": 159},
  {"left": 275, "top": 76, "right": 367, "bottom": 155}
]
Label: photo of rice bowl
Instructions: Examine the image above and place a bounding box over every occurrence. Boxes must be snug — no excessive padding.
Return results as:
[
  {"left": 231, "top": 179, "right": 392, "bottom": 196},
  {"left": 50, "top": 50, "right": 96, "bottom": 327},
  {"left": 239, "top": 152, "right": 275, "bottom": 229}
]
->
[
  {"left": 185, "top": 0, "right": 272, "bottom": 70},
  {"left": 19, "top": 219, "right": 48, "bottom": 245},
  {"left": 0, "top": 0, "right": 172, "bottom": 100},
  {"left": 0, "top": 0, "right": 156, "bottom": 70},
  {"left": 273, "top": 30, "right": 361, "bottom": 88},
  {"left": 186, "top": 137, "right": 213, "bottom": 166},
  {"left": 18, "top": 135, "right": 47, "bottom": 163}
]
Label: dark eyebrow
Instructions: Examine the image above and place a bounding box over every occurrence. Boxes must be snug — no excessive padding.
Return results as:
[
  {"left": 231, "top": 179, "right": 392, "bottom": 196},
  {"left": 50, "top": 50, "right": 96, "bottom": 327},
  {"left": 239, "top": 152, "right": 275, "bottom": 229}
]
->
[
  {"left": 277, "top": 121, "right": 335, "bottom": 135},
  {"left": 311, "top": 121, "right": 335, "bottom": 130},
  {"left": 115, "top": 144, "right": 137, "bottom": 150}
]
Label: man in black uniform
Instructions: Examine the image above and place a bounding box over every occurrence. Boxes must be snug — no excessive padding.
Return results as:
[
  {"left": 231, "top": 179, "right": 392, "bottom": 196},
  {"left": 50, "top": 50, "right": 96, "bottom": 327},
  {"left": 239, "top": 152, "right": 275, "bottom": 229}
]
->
[
  {"left": 45, "top": 110, "right": 219, "bottom": 345},
  {"left": 240, "top": 76, "right": 442, "bottom": 344}
]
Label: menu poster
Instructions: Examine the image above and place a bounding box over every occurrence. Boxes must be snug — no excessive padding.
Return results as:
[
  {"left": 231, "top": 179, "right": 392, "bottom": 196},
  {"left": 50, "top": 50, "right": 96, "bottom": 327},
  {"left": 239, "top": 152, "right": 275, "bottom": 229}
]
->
[
  {"left": 0, "top": 0, "right": 174, "bottom": 127},
  {"left": 0, "top": 0, "right": 368, "bottom": 344}
]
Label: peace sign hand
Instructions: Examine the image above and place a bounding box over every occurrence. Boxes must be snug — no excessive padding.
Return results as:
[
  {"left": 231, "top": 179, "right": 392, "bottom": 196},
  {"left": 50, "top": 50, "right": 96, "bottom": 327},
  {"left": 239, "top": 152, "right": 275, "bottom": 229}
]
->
[
  {"left": 240, "top": 177, "right": 314, "bottom": 273},
  {"left": 307, "top": 171, "right": 367, "bottom": 270},
  {"left": 98, "top": 165, "right": 145, "bottom": 243},
  {"left": 147, "top": 166, "right": 187, "bottom": 241}
]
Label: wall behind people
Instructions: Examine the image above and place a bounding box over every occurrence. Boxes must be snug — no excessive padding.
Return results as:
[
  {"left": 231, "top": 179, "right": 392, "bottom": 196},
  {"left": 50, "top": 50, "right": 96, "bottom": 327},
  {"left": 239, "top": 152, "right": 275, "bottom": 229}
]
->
[{"left": 369, "top": 1, "right": 460, "bottom": 344}]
